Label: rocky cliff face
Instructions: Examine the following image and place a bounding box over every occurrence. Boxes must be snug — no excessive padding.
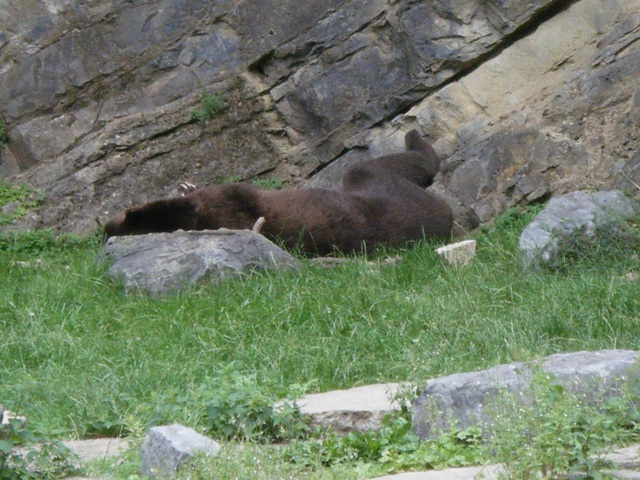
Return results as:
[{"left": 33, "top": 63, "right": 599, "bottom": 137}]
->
[{"left": 1, "top": 0, "right": 638, "bottom": 234}]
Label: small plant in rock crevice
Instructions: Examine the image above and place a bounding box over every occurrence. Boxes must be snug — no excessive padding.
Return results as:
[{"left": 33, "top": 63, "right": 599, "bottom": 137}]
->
[
  {"left": 190, "top": 93, "right": 226, "bottom": 124},
  {"left": 0, "top": 119, "right": 8, "bottom": 147},
  {"left": 251, "top": 177, "right": 286, "bottom": 190},
  {"left": 0, "top": 179, "right": 44, "bottom": 226},
  {"left": 212, "top": 175, "right": 287, "bottom": 189}
]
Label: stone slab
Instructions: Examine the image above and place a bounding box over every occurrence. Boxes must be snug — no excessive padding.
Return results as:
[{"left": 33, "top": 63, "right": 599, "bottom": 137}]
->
[
  {"left": 63, "top": 438, "right": 130, "bottom": 462},
  {"left": 280, "top": 383, "right": 405, "bottom": 434},
  {"left": 296, "top": 383, "right": 404, "bottom": 414}
]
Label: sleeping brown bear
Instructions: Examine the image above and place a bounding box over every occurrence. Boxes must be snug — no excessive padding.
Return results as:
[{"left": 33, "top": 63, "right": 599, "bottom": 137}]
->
[{"left": 103, "top": 130, "right": 452, "bottom": 255}]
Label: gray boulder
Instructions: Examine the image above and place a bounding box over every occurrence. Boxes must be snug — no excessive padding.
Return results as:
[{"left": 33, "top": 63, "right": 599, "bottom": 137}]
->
[
  {"left": 102, "top": 229, "right": 300, "bottom": 296},
  {"left": 140, "top": 424, "right": 220, "bottom": 479},
  {"left": 519, "top": 190, "right": 639, "bottom": 269},
  {"left": 412, "top": 350, "right": 639, "bottom": 441}
]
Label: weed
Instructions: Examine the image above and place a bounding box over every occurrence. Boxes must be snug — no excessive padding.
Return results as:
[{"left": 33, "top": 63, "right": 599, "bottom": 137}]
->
[
  {"left": 211, "top": 176, "right": 286, "bottom": 189},
  {"left": 202, "top": 368, "right": 309, "bottom": 442},
  {"left": 141, "top": 366, "right": 310, "bottom": 443},
  {"left": 179, "top": 410, "right": 483, "bottom": 479},
  {"left": 485, "top": 368, "right": 640, "bottom": 479},
  {"left": 190, "top": 93, "right": 226, "bottom": 124},
  {"left": 283, "top": 387, "right": 484, "bottom": 475},
  {"left": 251, "top": 177, "right": 286, "bottom": 190},
  {"left": 177, "top": 442, "right": 358, "bottom": 480},
  {"left": 0, "top": 120, "right": 8, "bottom": 147},
  {"left": 281, "top": 408, "right": 484, "bottom": 478},
  {"left": 491, "top": 204, "right": 546, "bottom": 232},
  {"left": 0, "top": 179, "right": 43, "bottom": 226},
  {"left": 0, "top": 419, "right": 80, "bottom": 479},
  {"left": 228, "top": 174, "right": 242, "bottom": 183},
  {"left": 476, "top": 204, "right": 545, "bottom": 257}
]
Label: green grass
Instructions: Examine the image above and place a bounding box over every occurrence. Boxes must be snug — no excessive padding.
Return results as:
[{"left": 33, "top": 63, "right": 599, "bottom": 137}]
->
[{"left": 1, "top": 207, "right": 639, "bottom": 478}]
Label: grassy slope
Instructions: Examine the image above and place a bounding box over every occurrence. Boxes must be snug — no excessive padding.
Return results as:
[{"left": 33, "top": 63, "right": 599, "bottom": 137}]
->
[{"left": 0, "top": 209, "right": 638, "bottom": 443}]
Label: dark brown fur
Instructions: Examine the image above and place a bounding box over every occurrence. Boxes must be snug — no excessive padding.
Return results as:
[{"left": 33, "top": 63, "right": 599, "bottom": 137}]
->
[{"left": 104, "top": 130, "right": 453, "bottom": 255}]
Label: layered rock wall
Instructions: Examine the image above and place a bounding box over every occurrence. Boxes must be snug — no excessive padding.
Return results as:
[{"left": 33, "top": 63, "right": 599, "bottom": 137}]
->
[{"left": 0, "top": 0, "right": 638, "bottom": 234}]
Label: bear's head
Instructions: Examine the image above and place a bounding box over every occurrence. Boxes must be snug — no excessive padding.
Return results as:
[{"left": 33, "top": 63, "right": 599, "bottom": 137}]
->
[
  {"left": 103, "top": 196, "right": 198, "bottom": 239},
  {"left": 103, "top": 183, "right": 263, "bottom": 240}
]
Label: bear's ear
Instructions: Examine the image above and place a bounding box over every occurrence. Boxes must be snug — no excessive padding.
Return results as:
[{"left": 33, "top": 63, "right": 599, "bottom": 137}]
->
[
  {"left": 405, "top": 130, "right": 437, "bottom": 156},
  {"left": 404, "top": 129, "right": 442, "bottom": 174},
  {"left": 123, "top": 205, "right": 144, "bottom": 220}
]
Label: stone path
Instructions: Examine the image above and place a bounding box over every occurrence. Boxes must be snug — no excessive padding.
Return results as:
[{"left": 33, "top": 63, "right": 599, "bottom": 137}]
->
[
  {"left": 288, "top": 382, "right": 404, "bottom": 433},
  {"left": 64, "top": 437, "right": 130, "bottom": 461},
  {"left": 60, "top": 438, "right": 130, "bottom": 480},
  {"left": 61, "top": 383, "right": 640, "bottom": 479}
]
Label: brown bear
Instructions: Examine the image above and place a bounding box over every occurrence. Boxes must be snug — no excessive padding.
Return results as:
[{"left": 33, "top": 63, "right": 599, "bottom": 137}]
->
[{"left": 103, "top": 130, "right": 452, "bottom": 255}]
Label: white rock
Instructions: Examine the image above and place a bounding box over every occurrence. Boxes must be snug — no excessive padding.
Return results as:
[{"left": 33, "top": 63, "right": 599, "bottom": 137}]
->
[{"left": 435, "top": 240, "right": 477, "bottom": 266}]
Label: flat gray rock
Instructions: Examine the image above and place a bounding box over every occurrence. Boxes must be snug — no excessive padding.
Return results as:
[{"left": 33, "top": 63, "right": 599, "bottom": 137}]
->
[
  {"left": 289, "top": 383, "right": 405, "bottom": 434},
  {"left": 63, "top": 438, "right": 129, "bottom": 462},
  {"left": 102, "top": 229, "right": 300, "bottom": 296}
]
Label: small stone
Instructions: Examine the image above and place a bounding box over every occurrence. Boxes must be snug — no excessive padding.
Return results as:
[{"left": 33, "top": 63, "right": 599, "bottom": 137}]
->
[
  {"left": 140, "top": 424, "right": 220, "bottom": 479},
  {"left": 1, "top": 408, "right": 27, "bottom": 432},
  {"left": 435, "top": 239, "right": 477, "bottom": 267}
]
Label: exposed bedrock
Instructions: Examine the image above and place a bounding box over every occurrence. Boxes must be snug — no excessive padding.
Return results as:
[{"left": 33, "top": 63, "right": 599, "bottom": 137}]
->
[{"left": 0, "top": 0, "right": 638, "bottom": 234}]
